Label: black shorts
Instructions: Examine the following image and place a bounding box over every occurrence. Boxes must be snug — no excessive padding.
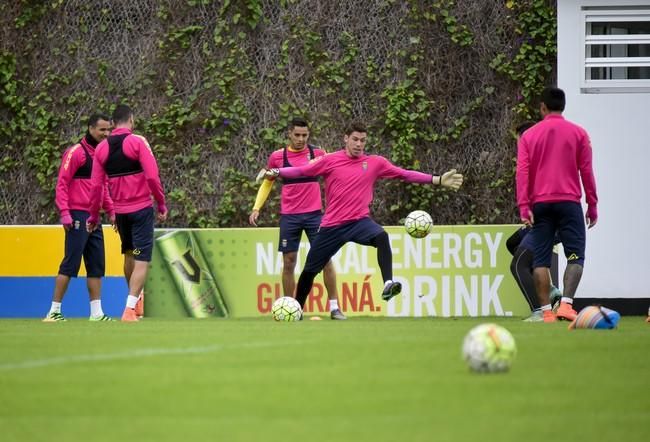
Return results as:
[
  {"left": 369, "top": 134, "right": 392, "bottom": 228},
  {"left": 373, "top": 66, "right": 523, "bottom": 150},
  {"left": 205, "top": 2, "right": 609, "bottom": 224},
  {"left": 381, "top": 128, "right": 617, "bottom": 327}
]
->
[
  {"left": 528, "top": 201, "right": 585, "bottom": 268},
  {"left": 303, "top": 217, "right": 385, "bottom": 273},
  {"left": 115, "top": 206, "right": 155, "bottom": 262},
  {"left": 58, "top": 210, "right": 105, "bottom": 277},
  {"left": 278, "top": 210, "right": 322, "bottom": 253}
]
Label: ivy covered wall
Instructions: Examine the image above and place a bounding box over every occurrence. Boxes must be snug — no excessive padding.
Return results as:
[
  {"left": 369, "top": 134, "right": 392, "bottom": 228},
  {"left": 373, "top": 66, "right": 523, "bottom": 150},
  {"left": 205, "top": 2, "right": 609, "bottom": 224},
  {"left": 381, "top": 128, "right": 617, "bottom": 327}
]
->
[{"left": 0, "top": 0, "right": 556, "bottom": 227}]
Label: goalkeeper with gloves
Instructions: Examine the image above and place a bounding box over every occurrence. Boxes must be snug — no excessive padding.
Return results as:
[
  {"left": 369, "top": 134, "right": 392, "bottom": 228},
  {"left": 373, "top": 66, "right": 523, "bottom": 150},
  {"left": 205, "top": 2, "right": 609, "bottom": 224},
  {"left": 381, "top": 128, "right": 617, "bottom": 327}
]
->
[{"left": 256, "top": 121, "right": 463, "bottom": 309}]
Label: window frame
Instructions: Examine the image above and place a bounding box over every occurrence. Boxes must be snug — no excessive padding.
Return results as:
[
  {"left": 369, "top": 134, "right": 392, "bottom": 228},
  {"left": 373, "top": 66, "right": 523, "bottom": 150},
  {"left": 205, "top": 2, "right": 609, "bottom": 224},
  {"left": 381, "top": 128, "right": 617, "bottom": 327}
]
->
[{"left": 581, "top": 7, "right": 650, "bottom": 93}]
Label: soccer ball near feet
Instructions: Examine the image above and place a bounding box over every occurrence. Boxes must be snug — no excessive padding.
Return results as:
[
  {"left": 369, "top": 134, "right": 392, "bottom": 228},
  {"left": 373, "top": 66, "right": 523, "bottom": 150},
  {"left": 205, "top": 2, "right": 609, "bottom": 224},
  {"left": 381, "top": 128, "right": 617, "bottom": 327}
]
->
[
  {"left": 462, "top": 323, "right": 516, "bottom": 373},
  {"left": 271, "top": 296, "right": 303, "bottom": 322},
  {"left": 404, "top": 210, "right": 433, "bottom": 238}
]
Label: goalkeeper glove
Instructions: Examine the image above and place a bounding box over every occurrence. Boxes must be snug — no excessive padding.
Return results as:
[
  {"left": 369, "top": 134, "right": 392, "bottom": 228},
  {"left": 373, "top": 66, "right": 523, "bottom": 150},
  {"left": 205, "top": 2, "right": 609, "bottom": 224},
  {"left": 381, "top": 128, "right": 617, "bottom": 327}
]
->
[
  {"left": 255, "top": 168, "right": 280, "bottom": 184},
  {"left": 437, "top": 169, "right": 463, "bottom": 190}
]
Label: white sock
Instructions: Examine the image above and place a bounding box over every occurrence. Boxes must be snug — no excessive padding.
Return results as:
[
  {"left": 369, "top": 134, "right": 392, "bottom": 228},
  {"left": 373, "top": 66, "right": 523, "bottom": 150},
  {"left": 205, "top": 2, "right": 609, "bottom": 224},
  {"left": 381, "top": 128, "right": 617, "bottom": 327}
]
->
[
  {"left": 50, "top": 301, "right": 62, "bottom": 314},
  {"left": 329, "top": 299, "right": 339, "bottom": 312},
  {"left": 126, "top": 295, "right": 139, "bottom": 309},
  {"left": 384, "top": 280, "right": 393, "bottom": 287},
  {"left": 561, "top": 297, "right": 573, "bottom": 305},
  {"left": 541, "top": 304, "right": 552, "bottom": 311},
  {"left": 90, "top": 300, "right": 103, "bottom": 317}
]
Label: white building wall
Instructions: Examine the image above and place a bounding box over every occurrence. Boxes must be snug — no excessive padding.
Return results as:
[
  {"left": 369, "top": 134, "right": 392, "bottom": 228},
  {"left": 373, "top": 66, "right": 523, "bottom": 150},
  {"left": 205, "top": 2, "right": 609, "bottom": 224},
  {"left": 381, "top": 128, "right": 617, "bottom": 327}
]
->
[{"left": 558, "top": 0, "right": 649, "bottom": 298}]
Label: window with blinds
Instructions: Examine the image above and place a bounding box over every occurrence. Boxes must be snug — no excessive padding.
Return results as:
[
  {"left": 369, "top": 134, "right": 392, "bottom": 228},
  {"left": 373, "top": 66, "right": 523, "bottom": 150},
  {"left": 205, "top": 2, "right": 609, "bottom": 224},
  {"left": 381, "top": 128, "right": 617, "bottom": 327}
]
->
[{"left": 582, "top": 7, "right": 650, "bottom": 93}]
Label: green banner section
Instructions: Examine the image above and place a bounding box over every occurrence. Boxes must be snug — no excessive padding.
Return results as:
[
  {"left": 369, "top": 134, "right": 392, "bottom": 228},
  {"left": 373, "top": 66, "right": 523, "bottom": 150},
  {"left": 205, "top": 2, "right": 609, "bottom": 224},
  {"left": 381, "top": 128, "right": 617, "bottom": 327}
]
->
[{"left": 145, "top": 225, "right": 529, "bottom": 318}]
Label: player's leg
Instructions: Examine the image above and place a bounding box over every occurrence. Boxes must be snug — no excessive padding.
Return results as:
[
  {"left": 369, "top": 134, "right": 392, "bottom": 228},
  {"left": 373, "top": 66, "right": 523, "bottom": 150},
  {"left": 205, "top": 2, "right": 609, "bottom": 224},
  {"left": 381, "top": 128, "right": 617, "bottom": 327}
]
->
[
  {"left": 555, "top": 202, "right": 586, "bottom": 321},
  {"left": 115, "top": 213, "right": 135, "bottom": 284},
  {"left": 282, "top": 252, "right": 298, "bottom": 296},
  {"left": 46, "top": 275, "right": 71, "bottom": 322},
  {"left": 522, "top": 230, "right": 562, "bottom": 311},
  {"left": 278, "top": 214, "right": 303, "bottom": 297},
  {"left": 122, "top": 207, "right": 155, "bottom": 321},
  {"left": 348, "top": 218, "right": 400, "bottom": 301},
  {"left": 83, "top": 224, "right": 111, "bottom": 321},
  {"left": 295, "top": 226, "right": 345, "bottom": 309},
  {"left": 529, "top": 203, "right": 558, "bottom": 322},
  {"left": 117, "top": 212, "right": 142, "bottom": 317},
  {"left": 321, "top": 261, "right": 345, "bottom": 319},
  {"left": 510, "top": 247, "right": 542, "bottom": 320},
  {"left": 304, "top": 211, "right": 344, "bottom": 319},
  {"left": 114, "top": 208, "right": 152, "bottom": 321},
  {"left": 505, "top": 226, "right": 528, "bottom": 255},
  {"left": 121, "top": 250, "right": 145, "bottom": 317},
  {"left": 44, "top": 211, "right": 88, "bottom": 322}
]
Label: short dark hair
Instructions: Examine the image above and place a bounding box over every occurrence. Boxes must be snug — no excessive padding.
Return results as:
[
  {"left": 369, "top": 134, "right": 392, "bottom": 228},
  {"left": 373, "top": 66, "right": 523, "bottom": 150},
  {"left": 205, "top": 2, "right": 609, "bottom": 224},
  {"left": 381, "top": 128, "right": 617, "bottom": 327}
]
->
[
  {"left": 515, "top": 121, "right": 536, "bottom": 137},
  {"left": 345, "top": 121, "right": 367, "bottom": 135},
  {"left": 87, "top": 113, "right": 110, "bottom": 127},
  {"left": 541, "top": 87, "right": 566, "bottom": 112},
  {"left": 288, "top": 117, "right": 308, "bottom": 130},
  {"left": 112, "top": 104, "right": 133, "bottom": 125}
]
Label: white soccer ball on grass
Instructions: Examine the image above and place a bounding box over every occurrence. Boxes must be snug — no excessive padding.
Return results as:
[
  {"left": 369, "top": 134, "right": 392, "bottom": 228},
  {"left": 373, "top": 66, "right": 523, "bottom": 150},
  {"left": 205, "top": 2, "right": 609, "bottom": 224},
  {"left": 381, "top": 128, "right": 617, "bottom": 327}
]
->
[
  {"left": 271, "top": 296, "right": 303, "bottom": 322},
  {"left": 462, "top": 323, "right": 516, "bottom": 373}
]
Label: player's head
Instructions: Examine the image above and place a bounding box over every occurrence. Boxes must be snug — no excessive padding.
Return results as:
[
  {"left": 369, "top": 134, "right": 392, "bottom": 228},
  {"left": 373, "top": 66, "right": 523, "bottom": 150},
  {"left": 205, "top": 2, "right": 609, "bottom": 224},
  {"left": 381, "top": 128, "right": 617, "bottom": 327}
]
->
[
  {"left": 515, "top": 121, "right": 536, "bottom": 141},
  {"left": 287, "top": 117, "right": 309, "bottom": 150},
  {"left": 344, "top": 121, "right": 367, "bottom": 158},
  {"left": 87, "top": 113, "right": 111, "bottom": 143},
  {"left": 540, "top": 86, "right": 565, "bottom": 115},
  {"left": 112, "top": 104, "right": 134, "bottom": 128}
]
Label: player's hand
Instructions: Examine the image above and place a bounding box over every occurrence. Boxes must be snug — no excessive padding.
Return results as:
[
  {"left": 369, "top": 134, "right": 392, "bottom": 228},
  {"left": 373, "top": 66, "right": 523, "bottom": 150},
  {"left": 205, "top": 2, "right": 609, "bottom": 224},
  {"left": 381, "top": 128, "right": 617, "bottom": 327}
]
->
[
  {"left": 249, "top": 209, "right": 260, "bottom": 226},
  {"left": 520, "top": 207, "right": 534, "bottom": 227},
  {"left": 157, "top": 209, "right": 168, "bottom": 223},
  {"left": 108, "top": 212, "right": 117, "bottom": 232},
  {"left": 86, "top": 216, "right": 99, "bottom": 232},
  {"left": 255, "top": 168, "right": 279, "bottom": 184},
  {"left": 439, "top": 169, "right": 463, "bottom": 190},
  {"left": 586, "top": 205, "right": 597, "bottom": 229},
  {"left": 61, "top": 214, "right": 73, "bottom": 231}
]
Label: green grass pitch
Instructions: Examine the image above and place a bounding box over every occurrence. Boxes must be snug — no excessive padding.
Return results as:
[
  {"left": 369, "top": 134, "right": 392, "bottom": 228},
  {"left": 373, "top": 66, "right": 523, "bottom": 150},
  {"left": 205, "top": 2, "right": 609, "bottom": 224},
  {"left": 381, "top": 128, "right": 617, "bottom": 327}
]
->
[{"left": 0, "top": 317, "right": 648, "bottom": 442}]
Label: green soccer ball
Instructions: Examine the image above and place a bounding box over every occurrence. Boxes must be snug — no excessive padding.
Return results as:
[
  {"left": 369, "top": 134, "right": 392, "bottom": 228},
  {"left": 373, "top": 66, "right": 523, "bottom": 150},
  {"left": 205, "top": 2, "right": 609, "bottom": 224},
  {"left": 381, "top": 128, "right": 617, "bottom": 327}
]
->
[
  {"left": 404, "top": 210, "right": 433, "bottom": 238},
  {"left": 271, "top": 296, "right": 303, "bottom": 322},
  {"left": 462, "top": 323, "right": 517, "bottom": 373}
]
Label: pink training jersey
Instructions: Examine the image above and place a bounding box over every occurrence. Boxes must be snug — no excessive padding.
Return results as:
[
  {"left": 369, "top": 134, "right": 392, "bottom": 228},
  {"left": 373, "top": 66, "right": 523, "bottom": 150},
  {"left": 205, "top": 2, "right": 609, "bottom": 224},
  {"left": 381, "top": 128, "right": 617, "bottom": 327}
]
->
[
  {"left": 55, "top": 136, "right": 114, "bottom": 218},
  {"left": 267, "top": 146, "right": 325, "bottom": 214},
  {"left": 516, "top": 114, "right": 598, "bottom": 220},
  {"left": 279, "top": 149, "right": 433, "bottom": 227},
  {"left": 88, "top": 127, "right": 166, "bottom": 221}
]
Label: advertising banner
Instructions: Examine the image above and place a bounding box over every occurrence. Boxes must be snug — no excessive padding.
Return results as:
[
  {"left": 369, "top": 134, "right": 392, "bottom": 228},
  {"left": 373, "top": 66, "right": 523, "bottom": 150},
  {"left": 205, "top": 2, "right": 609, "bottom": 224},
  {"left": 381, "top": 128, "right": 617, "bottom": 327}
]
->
[
  {"left": 0, "top": 225, "right": 127, "bottom": 317},
  {"left": 144, "top": 225, "right": 531, "bottom": 318}
]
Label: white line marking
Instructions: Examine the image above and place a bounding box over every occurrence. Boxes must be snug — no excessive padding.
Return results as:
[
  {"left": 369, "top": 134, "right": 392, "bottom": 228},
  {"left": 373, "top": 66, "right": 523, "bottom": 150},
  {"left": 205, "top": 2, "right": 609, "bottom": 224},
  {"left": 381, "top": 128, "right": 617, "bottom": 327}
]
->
[{"left": 0, "top": 341, "right": 303, "bottom": 371}]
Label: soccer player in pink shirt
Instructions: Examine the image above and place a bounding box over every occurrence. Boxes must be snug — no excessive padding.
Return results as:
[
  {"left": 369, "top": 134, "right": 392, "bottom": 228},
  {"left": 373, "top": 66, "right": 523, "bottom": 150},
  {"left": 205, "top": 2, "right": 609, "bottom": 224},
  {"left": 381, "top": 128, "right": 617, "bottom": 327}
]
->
[
  {"left": 44, "top": 114, "right": 114, "bottom": 322},
  {"left": 87, "top": 104, "right": 167, "bottom": 322},
  {"left": 516, "top": 87, "right": 598, "bottom": 323},
  {"left": 259, "top": 121, "right": 463, "bottom": 311},
  {"left": 250, "top": 117, "right": 345, "bottom": 320}
]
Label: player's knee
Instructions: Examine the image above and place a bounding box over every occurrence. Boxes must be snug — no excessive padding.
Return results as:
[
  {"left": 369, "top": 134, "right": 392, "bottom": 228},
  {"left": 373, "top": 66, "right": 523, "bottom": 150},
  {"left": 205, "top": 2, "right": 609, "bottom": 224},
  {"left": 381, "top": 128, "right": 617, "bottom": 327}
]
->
[
  {"left": 371, "top": 230, "right": 389, "bottom": 248},
  {"left": 511, "top": 247, "right": 532, "bottom": 276},
  {"left": 505, "top": 232, "right": 521, "bottom": 255},
  {"left": 323, "top": 260, "right": 335, "bottom": 273},
  {"left": 566, "top": 256, "right": 585, "bottom": 267},
  {"left": 283, "top": 252, "right": 298, "bottom": 268},
  {"left": 298, "top": 270, "right": 319, "bottom": 285}
]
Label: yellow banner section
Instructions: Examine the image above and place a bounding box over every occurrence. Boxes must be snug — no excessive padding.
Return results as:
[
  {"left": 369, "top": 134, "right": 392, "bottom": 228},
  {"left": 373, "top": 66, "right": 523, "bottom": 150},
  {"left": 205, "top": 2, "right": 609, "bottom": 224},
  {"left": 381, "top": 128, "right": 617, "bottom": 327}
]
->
[{"left": 0, "top": 226, "right": 124, "bottom": 276}]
